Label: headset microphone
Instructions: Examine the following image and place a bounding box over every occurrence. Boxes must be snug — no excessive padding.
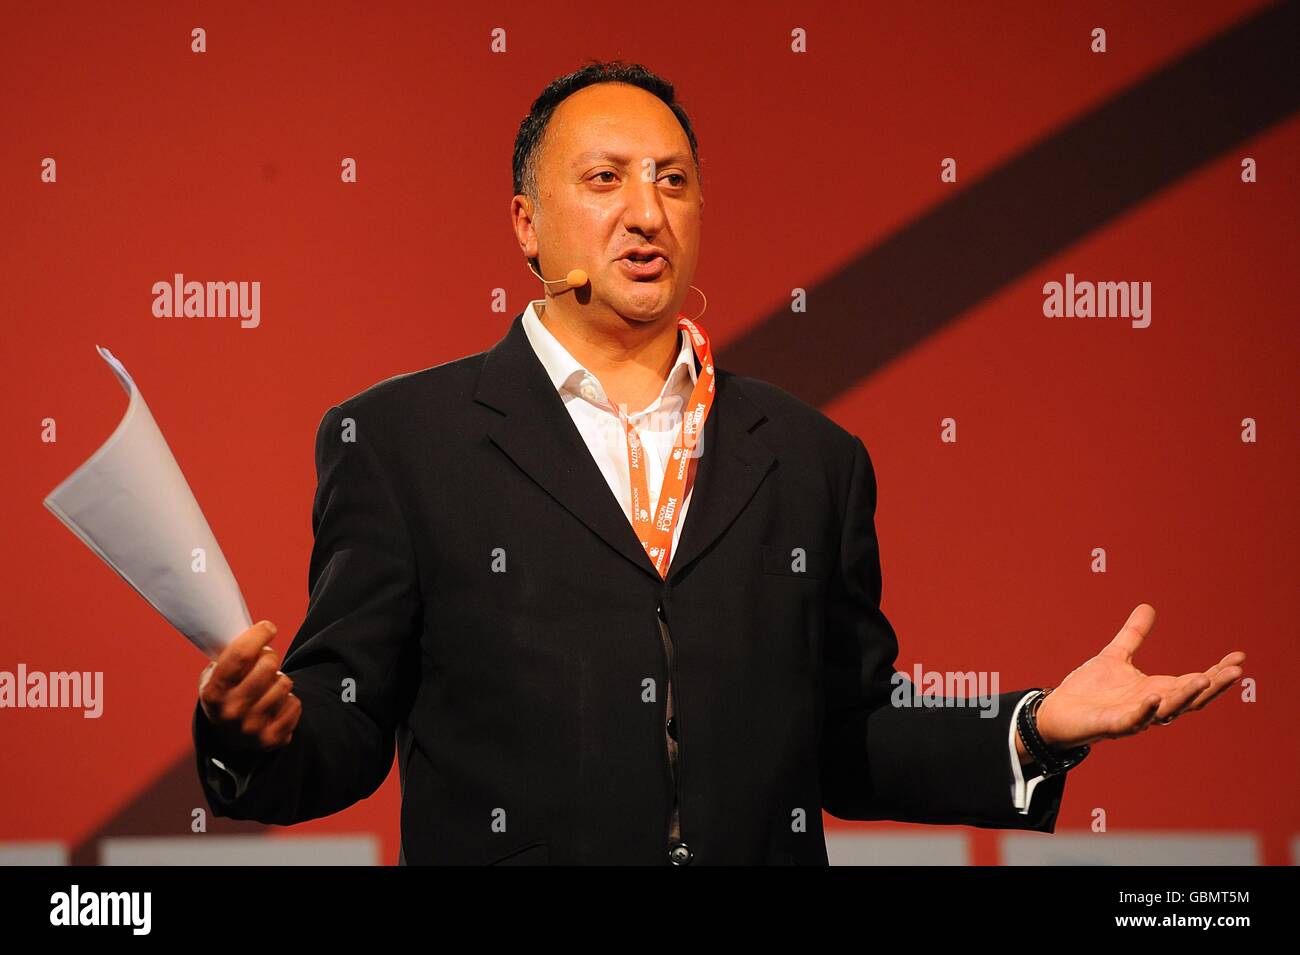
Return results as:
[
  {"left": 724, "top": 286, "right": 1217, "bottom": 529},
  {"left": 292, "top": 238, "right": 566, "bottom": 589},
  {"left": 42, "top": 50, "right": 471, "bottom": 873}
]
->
[{"left": 527, "top": 261, "right": 588, "bottom": 289}]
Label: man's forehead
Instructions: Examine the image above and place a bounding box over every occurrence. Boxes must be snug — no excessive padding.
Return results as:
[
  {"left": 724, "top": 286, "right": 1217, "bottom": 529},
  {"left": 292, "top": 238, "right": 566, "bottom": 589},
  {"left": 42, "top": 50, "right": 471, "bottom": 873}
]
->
[
  {"left": 569, "top": 147, "right": 694, "bottom": 167},
  {"left": 547, "top": 85, "right": 688, "bottom": 155}
]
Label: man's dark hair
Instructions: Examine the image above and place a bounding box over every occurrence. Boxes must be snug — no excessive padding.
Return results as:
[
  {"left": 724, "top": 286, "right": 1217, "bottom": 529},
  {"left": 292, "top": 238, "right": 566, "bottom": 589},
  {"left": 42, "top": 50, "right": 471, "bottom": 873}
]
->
[{"left": 512, "top": 59, "right": 701, "bottom": 273}]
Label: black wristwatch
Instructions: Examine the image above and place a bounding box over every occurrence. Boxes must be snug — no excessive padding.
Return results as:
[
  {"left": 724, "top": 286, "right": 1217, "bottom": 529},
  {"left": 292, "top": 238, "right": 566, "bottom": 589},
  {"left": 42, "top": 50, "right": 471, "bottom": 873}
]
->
[{"left": 1017, "top": 688, "right": 1090, "bottom": 778}]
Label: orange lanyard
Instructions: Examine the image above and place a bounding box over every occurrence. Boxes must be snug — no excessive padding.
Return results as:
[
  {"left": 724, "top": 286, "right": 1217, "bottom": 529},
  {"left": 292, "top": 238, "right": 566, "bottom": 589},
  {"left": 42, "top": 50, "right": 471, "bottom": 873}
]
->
[{"left": 618, "top": 316, "right": 716, "bottom": 578}]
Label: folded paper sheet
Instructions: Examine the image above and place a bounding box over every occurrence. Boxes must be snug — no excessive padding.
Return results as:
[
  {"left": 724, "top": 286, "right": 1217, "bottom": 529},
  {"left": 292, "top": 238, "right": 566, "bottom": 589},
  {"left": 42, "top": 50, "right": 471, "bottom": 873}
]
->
[{"left": 43, "top": 346, "right": 252, "bottom": 658}]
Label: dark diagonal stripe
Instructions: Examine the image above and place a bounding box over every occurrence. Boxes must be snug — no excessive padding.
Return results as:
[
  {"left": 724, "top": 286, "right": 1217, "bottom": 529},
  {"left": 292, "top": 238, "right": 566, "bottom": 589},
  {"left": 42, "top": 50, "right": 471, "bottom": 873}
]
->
[
  {"left": 70, "top": 754, "right": 263, "bottom": 865},
  {"left": 722, "top": 0, "right": 1300, "bottom": 407}
]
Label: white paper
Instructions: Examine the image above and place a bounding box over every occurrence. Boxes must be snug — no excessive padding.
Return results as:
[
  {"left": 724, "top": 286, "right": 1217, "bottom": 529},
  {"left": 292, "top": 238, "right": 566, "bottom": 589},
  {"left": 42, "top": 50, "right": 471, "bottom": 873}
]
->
[{"left": 43, "top": 346, "right": 252, "bottom": 658}]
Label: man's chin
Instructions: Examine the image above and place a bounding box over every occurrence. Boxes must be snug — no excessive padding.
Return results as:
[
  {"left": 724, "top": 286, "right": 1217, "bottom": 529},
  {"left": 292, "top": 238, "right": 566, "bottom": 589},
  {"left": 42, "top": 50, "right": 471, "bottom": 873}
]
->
[{"left": 613, "top": 300, "right": 676, "bottom": 326}]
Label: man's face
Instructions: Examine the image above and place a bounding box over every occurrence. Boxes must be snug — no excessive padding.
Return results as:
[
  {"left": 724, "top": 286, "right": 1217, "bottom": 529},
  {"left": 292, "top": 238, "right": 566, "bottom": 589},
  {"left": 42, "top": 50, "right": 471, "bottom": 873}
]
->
[{"left": 515, "top": 82, "right": 703, "bottom": 325}]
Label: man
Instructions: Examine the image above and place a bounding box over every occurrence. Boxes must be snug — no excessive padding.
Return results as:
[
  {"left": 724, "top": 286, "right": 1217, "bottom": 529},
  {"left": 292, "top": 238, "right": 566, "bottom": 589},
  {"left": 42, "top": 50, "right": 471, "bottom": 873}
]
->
[{"left": 193, "top": 61, "right": 1246, "bottom": 865}]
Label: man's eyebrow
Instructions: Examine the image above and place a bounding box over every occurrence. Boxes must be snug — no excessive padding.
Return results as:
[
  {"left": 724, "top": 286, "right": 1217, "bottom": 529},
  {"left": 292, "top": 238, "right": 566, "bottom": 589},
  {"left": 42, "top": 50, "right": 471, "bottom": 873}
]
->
[{"left": 572, "top": 150, "right": 693, "bottom": 167}]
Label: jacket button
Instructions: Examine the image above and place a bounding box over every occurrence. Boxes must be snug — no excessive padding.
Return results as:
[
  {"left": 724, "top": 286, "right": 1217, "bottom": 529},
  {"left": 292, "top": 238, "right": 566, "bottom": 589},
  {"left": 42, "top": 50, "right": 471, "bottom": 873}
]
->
[
  {"left": 656, "top": 602, "right": 665, "bottom": 620},
  {"left": 666, "top": 716, "right": 678, "bottom": 741},
  {"left": 668, "top": 842, "right": 693, "bottom": 865}
]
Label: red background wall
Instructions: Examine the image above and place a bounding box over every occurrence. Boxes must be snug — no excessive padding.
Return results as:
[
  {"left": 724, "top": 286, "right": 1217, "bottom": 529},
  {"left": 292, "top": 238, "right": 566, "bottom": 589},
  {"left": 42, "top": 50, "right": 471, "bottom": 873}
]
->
[{"left": 3, "top": 0, "right": 1295, "bottom": 864}]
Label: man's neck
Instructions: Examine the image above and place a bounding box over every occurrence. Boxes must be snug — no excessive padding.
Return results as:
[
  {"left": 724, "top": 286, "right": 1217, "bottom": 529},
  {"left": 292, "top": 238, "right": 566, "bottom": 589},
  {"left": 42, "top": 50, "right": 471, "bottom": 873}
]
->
[{"left": 538, "top": 299, "right": 682, "bottom": 412}]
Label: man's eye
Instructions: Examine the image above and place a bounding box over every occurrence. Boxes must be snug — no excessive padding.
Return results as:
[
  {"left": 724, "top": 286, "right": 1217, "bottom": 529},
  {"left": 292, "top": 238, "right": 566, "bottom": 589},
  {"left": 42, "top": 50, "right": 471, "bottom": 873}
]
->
[
  {"left": 592, "top": 171, "right": 617, "bottom": 183},
  {"left": 663, "top": 174, "right": 687, "bottom": 187}
]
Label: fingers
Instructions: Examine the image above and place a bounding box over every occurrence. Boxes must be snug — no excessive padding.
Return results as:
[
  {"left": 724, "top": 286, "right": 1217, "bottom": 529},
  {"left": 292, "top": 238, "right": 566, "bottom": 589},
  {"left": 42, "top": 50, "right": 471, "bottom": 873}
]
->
[
  {"left": 245, "top": 672, "right": 295, "bottom": 729},
  {"left": 198, "top": 660, "right": 217, "bottom": 694},
  {"left": 1101, "top": 603, "right": 1156, "bottom": 663},
  {"left": 203, "top": 621, "right": 280, "bottom": 698},
  {"left": 1160, "top": 672, "right": 1213, "bottom": 720},
  {"left": 1177, "top": 652, "right": 1247, "bottom": 714},
  {"left": 1112, "top": 694, "right": 1162, "bottom": 736},
  {"left": 197, "top": 621, "right": 288, "bottom": 742},
  {"left": 213, "top": 650, "right": 283, "bottom": 724},
  {"left": 1197, "top": 664, "right": 1245, "bottom": 707},
  {"left": 258, "top": 691, "right": 302, "bottom": 749},
  {"left": 195, "top": 617, "right": 302, "bottom": 752}
]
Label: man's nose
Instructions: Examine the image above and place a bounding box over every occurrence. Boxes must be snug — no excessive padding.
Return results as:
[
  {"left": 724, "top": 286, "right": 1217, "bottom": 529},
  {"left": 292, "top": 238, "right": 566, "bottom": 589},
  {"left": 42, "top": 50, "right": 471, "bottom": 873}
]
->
[{"left": 622, "top": 175, "right": 668, "bottom": 234}]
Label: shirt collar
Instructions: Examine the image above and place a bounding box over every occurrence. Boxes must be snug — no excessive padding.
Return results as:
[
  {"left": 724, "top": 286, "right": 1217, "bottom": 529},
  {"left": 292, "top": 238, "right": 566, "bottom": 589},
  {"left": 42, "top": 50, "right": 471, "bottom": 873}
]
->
[{"left": 521, "top": 298, "right": 698, "bottom": 413}]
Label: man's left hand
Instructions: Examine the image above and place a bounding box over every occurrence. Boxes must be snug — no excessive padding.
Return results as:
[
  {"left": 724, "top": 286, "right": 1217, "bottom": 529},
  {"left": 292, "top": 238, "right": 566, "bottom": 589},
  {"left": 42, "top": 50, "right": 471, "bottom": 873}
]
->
[{"left": 1030, "top": 603, "right": 1246, "bottom": 753}]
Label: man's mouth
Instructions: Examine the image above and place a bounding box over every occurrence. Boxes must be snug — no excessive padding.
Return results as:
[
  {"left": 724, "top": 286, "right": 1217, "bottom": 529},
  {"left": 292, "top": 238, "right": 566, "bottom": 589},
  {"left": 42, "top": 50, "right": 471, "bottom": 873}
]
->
[
  {"left": 618, "top": 255, "right": 668, "bottom": 279},
  {"left": 618, "top": 247, "right": 669, "bottom": 279}
]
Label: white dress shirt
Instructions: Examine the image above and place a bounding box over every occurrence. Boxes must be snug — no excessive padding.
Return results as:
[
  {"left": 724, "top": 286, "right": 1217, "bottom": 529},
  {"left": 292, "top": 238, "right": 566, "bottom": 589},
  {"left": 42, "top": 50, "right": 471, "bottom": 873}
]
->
[
  {"left": 521, "top": 298, "right": 700, "bottom": 565},
  {"left": 206, "top": 300, "right": 1050, "bottom": 816}
]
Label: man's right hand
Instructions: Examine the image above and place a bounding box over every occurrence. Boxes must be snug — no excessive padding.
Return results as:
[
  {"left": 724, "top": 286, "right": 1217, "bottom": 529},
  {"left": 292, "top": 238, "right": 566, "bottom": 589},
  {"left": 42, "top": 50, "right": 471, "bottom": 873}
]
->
[{"left": 198, "top": 620, "right": 302, "bottom": 755}]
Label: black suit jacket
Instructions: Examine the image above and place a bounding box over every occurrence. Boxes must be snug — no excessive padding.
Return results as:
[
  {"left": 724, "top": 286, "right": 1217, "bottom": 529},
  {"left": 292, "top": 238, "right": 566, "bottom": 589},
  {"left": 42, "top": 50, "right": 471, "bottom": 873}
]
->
[{"left": 193, "top": 310, "right": 1067, "bottom": 864}]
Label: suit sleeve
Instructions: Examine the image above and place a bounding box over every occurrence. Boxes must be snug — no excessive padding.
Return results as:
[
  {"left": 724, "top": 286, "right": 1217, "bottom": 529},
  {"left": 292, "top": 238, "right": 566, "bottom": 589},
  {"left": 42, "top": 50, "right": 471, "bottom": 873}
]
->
[
  {"left": 193, "top": 403, "right": 424, "bottom": 825},
  {"left": 818, "top": 435, "right": 1066, "bottom": 831}
]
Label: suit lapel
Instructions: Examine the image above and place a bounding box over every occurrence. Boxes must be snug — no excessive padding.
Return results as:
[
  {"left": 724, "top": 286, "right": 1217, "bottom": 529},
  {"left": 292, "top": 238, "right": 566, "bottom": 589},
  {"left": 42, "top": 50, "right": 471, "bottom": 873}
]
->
[{"left": 474, "top": 311, "right": 777, "bottom": 586}]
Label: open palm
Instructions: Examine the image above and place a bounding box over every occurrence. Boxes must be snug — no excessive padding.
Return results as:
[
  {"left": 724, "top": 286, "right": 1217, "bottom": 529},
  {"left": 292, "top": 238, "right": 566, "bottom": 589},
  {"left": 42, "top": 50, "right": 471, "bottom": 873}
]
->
[{"left": 1035, "top": 604, "right": 1246, "bottom": 751}]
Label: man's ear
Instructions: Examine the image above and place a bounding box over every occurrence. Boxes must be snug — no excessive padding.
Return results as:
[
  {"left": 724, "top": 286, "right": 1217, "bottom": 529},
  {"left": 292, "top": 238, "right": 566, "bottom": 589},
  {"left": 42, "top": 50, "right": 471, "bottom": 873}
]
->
[{"left": 512, "top": 195, "right": 537, "bottom": 259}]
